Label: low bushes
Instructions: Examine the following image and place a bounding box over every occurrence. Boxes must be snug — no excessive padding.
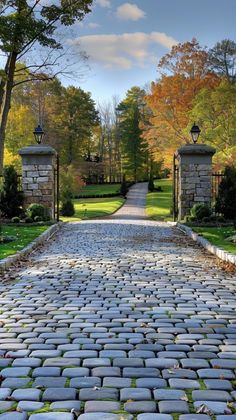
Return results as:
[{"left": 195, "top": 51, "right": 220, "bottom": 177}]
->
[{"left": 26, "top": 203, "right": 48, "bottom": 221}]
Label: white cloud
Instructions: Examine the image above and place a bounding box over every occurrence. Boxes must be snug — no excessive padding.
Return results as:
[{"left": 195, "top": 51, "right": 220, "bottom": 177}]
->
[
  {"left": 116, "top": 3, "right": 145, "bottom": 21},
  {"left": 69, "top": 32, "right": 178, "bottom": 70},
  {"left": 88, "top": 22, "right": 101, "bottom": 29},
  {"left": 97, "top": 0, "right": 111, "bottom": 7}
]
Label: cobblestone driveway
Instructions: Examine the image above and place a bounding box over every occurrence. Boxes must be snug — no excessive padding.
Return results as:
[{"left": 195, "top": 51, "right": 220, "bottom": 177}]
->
[{"left": 0, "top": 183, "right": 236, "bottom": 420}]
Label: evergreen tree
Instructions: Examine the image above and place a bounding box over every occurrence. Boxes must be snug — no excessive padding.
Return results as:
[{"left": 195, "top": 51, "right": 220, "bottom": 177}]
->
[
  {"left": 215, "top": 166, "right": 236, "bottom": 220},
  {"left": 0, "top": 165, "right": 23, "bottom": 218},
  {"left": 117, "top": 87, "right": 149, "bottom": 182}
]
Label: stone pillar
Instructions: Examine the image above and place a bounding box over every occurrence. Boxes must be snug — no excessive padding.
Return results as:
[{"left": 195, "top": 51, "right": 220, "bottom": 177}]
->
[
  {"left": 176, "top": 144, "right": 216, "bottom": 220},
  {"left": 19, "top": 145, "right": 57, "bottom": 219}
]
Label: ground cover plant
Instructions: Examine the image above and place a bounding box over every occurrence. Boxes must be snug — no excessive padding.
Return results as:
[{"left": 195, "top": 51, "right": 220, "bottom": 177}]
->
[
  {"left": 61, "top": 197, "right": 125, "bottom": 221},
  {"left": 146, "top": 179, "right": 172, "bottom": 221},
  {"left": 0, "top": 225, "right": 49, "bottom": 260},
  {"left": 192, "top": 226, "right": 236, "bottom": 255}
]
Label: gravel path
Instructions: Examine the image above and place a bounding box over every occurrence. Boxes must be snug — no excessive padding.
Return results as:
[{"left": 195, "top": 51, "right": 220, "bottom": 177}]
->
[{"left": 0, "top": 183, "right": 235, "bottom": 420}]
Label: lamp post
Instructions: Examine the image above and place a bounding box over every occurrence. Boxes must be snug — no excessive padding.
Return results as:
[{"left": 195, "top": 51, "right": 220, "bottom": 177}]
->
[
  {"left": 33, "top": 124, "right": 44, "bottom": 144},
  {"left": 190, "top": 123, "right": 201, "bottom": 144}
]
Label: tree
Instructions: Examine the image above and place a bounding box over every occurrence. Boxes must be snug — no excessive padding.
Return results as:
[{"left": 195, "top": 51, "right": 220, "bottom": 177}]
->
[
  {"left": 4, "top": 77, "right": 99, "bottom": 173},
  {"left": 98, "top": 96, "right": 121, "bottom": 183},
  {"left": 208, "top": 39, "right": 236, "bottom": 84},
  {"left": 0, "top": 0, "right": 93, "bottom": 172},
  {"left": 144, "top": 39, "right": 219, "bottom": 168},
  {"left": 215, "top": 166, "right": 236, "bottom": 219},
  {"left": 190, "top": 80, "right": 236, "bottom": 167},
  {"left": 0, "top": 165, "right": 23, "bottom": 218},
  {"left": 158, "top": 38, "right": 209, "bottom": 79},
  {"left": 117, "top": 87, "right": 149, "bottom": 182},
  {"left": 58, "top": 86, "right": 99, "bottom": 165}
]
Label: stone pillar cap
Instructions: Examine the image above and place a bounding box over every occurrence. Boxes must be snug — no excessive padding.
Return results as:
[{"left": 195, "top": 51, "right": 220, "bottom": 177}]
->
[
  {"left": 176, "top": 143, "right": 216, "bottom": 156},
  {"left": 19, "top": 144, "right": 57, "bottom": 156}
]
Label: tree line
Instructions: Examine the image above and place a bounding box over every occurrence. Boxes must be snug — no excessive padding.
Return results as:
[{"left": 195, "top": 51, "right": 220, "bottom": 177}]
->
[
  {"left": 144, "top": 38, "right": 236, "bottom": 170},
  {"left": 1, "top": 10, "right": 236, "bottom": 182}
]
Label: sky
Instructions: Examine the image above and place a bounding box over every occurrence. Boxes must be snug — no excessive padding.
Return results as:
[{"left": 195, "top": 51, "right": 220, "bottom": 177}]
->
[{"left": 55, "top": 0, "right": 235, "bottom": 104}]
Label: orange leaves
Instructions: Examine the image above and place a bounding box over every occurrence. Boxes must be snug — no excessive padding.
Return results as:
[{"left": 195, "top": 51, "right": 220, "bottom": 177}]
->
[
  {"left": 143, "top": 39, "right": 220, "bottom": 168},
  {"left": 158, "top": 38, "right": 209, "bottom": 79}
]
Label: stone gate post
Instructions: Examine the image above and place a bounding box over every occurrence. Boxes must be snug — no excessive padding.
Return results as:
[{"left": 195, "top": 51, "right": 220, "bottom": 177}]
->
[
  {"left": 19, "top": 145, "right": 57, "bottom": 219},
  {"left": 176, "top": 144, "right": 216, "bottom": 220}
]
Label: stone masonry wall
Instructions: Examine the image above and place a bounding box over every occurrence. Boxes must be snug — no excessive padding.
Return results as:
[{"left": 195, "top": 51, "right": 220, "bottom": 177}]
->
[
  {"left": 179, "top": 163, "right": 212, "bottom": 219},
  {"left": 22, "top": 163, "right": 54, "bottom": 217}
]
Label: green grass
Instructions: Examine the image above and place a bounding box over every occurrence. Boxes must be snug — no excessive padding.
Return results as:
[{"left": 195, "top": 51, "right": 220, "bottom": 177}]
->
[
  {"left": 146, "top": 178, "right": 172, "bottom": 221},
  {"left": 0, "top": 225, "right": 49, "bottom": 260},
  {"left": 77, "top": 183, "right": 121, "bottom": 196},
  {"left": 192, "top": 226, "right": 236, "bottom": 255},
  {"left": 61, "top": 197, "right": 125, "bottom": 222}
]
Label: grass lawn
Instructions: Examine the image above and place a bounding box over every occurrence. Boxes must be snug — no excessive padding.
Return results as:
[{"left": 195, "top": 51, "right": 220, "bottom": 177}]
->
[
  {"left": 77, "top": 183, "right": 121, "bottom": 197},
  {"left": 146, "top": 178, "right": 173, "bottom": 221},
  {"left": 192, "top": 226, "right": 236, "bottom": 255},
  {"left": 0, "top": 225, "right": 49, "bottom": 260},
  {"left": 61, "top": 197, "right": 125, "bottom": 222}
]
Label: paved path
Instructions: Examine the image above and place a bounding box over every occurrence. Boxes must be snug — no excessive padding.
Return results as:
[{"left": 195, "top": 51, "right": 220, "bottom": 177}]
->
[{"left": 0, "top": 183, "right": 235, "bottom": 420}]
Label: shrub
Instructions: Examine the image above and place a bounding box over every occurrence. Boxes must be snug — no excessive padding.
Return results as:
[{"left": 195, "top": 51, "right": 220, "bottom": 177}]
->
[
  {"left": 60, "top": 199, "right": 75, "bottom": 217},
  {"left": 190, "top": 203, "right": 212, "bottom": 221},
  {"left": 34, "top": 216, "right": 43, "bottom": 222},
  {"left": 0, "top": 165, "right": 24, "bottom": 218},
  {"left": 215, "top": 166, "right": 236, "bottom": 220},
  {"left": 148, "top": 173, "right": 155, "bottom": 192},
  {"left": 120, "top": 174, "right": 128, "bottom": 197},
  {"left": 25, "top": 216, "right": 33, "bottom": 223},
  {"left": 27, "top": 203, "right": 47, "bottom": 220},
  {"left": 11, "top": 216, "right": 20, "bottom": 223}
]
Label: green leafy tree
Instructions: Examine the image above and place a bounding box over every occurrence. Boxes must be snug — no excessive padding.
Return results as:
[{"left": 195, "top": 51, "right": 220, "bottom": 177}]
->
[
  {"left": 59, "top": 86, "right": 99, "bottom": 165},
  {"left": 190, "top": 80, "right": 236, "bottom": 166},
  {"left": 0, "top": 0, "right": 93, "bottom": 172}
]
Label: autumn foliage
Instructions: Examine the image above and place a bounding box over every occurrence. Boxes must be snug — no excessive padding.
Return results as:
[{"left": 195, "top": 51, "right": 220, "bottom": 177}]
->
[{"left": 143, "top": 38, "right": 234, "bottom": 169}]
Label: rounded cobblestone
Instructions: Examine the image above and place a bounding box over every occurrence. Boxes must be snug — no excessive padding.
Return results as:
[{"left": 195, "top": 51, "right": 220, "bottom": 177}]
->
[{"left": 0, "top": 182, "right": 235, "bottom": 418}]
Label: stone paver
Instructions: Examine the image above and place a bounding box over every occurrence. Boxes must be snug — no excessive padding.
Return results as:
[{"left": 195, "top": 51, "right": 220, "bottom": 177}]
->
[{"left": 0, "top": 182, "right": 236, "bottom": 418}]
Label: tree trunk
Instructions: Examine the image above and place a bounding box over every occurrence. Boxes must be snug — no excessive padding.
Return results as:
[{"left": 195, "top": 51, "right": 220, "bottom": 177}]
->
[
  {"left": 0, "top": 56, "right": 10, "bottom": 114},
  {"left": 0, "top": 52, "right": 18, "bottom": 173}
]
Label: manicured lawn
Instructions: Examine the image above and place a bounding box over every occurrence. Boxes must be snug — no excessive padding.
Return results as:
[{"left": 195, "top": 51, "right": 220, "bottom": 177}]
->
[
  {"left": 0, "top": 225, "right": 49, "bottom": 260},
  {"left": 146, "top": 178, "right": 173, "bottom": 221},
  {"left": 77, "top": 183, "right": 121, "bottom": 197},
  {"left": 192, "top": 226, "right": 236, "bottom": 255},
  {"left": 61, "top": 197, "right": 125, "bottom": 221}
]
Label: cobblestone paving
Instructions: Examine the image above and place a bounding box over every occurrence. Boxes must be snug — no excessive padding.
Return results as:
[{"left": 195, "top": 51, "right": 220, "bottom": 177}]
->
[{"left": 0, "top": 183, "right": 236, "bottom": 419}]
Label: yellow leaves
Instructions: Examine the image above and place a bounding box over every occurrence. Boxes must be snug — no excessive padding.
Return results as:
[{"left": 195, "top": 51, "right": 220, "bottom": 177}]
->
[
  {"left": 6, "top": 103, "right": 36, "bottom": 154},
  {"left": 3, "top": 148, "right": 21, "bottom": 170},
  {"left": 144, "top": 71, "right": 219, "bottom": 168}
]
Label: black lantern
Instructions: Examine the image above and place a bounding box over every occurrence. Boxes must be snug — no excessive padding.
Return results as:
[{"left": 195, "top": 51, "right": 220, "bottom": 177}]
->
[
  {"left": 190, "top": 123, "right": 201, "bottom": 144},
  {"left": 33, "top": 125, "right": 44, "bottom": 144}
]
